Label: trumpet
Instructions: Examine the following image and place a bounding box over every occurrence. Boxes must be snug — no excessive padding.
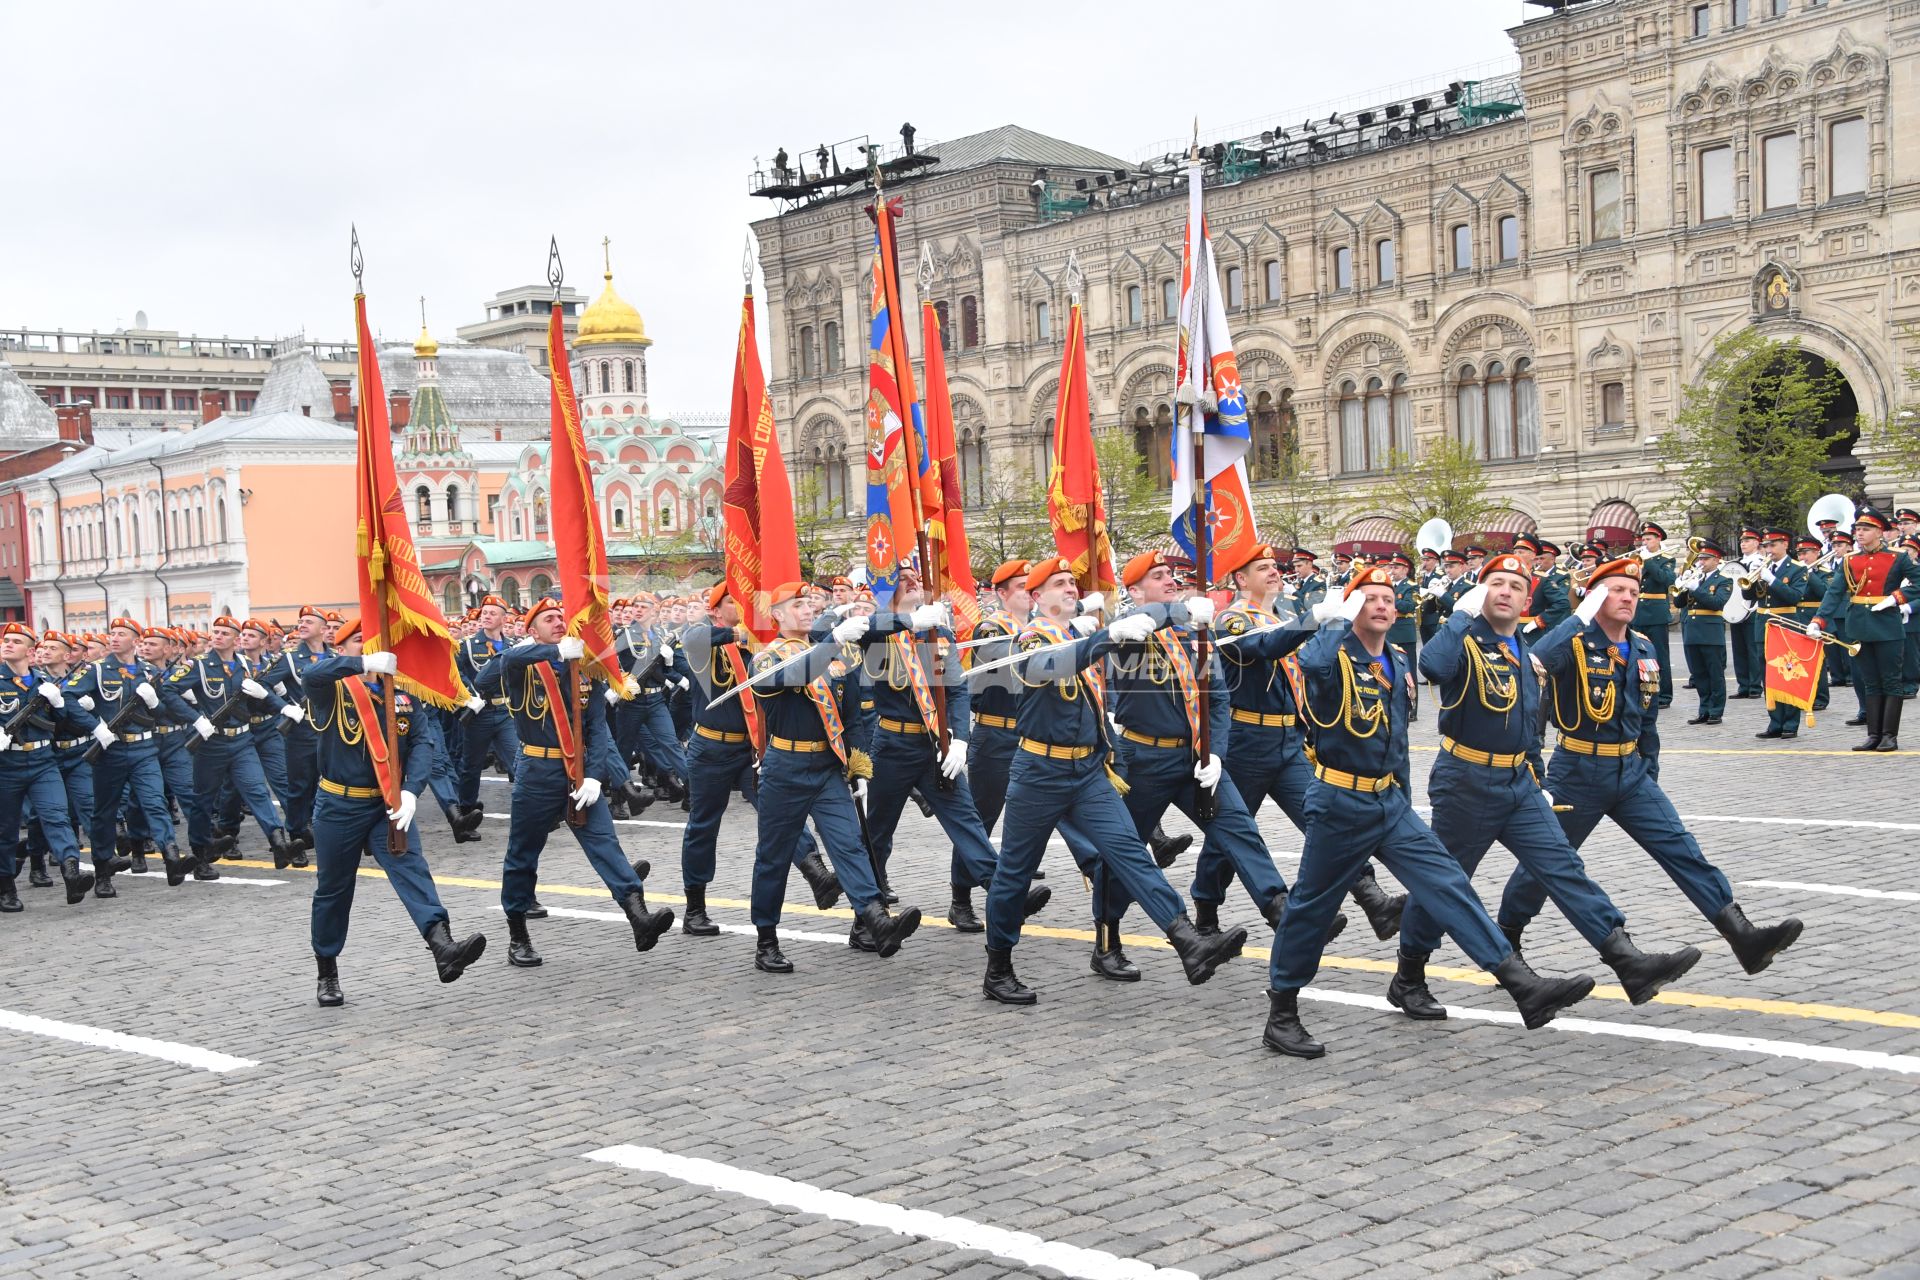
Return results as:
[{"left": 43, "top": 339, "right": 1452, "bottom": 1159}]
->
[{"left": 1642, "top": 543, "right": 1684, "bottom": 561}]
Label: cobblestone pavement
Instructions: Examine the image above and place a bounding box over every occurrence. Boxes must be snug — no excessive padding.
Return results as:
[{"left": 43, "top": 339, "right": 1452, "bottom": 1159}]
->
[{"left": 3, "top": 710, "right": 1918, "bottom": 1279}]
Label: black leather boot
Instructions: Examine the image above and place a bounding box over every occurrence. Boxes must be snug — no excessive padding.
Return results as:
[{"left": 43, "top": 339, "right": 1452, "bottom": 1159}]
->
[
  {"left": 947, "top": 885, "right": 984, "bottom": 933},
  {"left": 525, "top": 895, "right": 548, "bottom": 919},
  {"left": 755, "top": 925, "right": 793, "bottom": 973},
  {"left": 506, "top": 912, "right": 542, "bottom": 967},
  {"left": 1712, "top": 902, "right": 1803, "bottom": 975},
  {"left": 60, "top": 857, "right": 95, "bottom": 905},
  {"left": 1853, "top": 694, "right": 1885, "bottom": 751},
  {"left": 27, "top": 852, "right": 51, "bottom": 888},
  {"left": 450, "top": 805, "right": 485, "bottom": 837},
  {"left": 315, "top": 955, "right": 344, "bottom": 1007},
  {"left": 682, "top": 885, "right": 720, "bottom": 936},
  {"left": 1194, "top": 900, "right": 1222, "bottom": 937},
  {"left": 1386, "top": 948, "right": 1447, "bottom": 1020},
  {"left": 94, "top": 868, "right": 118, "bottom": 899},
  {"left": 128, "top": 839, "right": 148, "bottom": 876},
  {"left": 872, "top": 855, "right": 899, "bottom": 906},
  {"left": 1089, "top": 921, "right": 1141, "bottom": 981},
  {"left": 97, "top": 850, "right": 131, "bottom": 877},
  {"left": 1262, "top": 987, "right": 1324, "bottom": 1058},
  {"left": 630, "top": 858, "right": 651, "bottom": 883},
  {"left": 161, "top": 846, "right": 193, "bottom": 888},
  {"left": 269, "top": 828, "right": 294, "bottom": 870},
  {"left": 983, "top": 947, "right": 1036, "bottom": 1005},
  {"left": 0, "top": 877, "right": 20, "bottom": 913},
  {"left": 847, "top": 914, "right": 877, "bottom": 952},
  {"left": 1500, "top": 921, "right": 1526, "bottom": 955},
  {"left": 1349, "top": 869, "right": 1407, "bottom": 940},
  {"left": 796, "top": 851, "right": 842, "bottom": 910},
  {"left": 210, "top": 828, "right": 238, "bottom": 859},
  {"left": 1875, "top": 696, "right": 1902, "bottom": 752},
  {"left": 658, "top": 772, "right": 689, "bottom": 803},
  {"left": 1597, "top": 927, "right": 1702, "bottom": 1004},
  {"left": 1022, "top": 883, "right": 1051, "bottom": 921},
  {"left": 1167, "top": 913, "right": 1248, "bottom": 986},
  {"left": 1492, "top": 952, "right": 1595, "bottom": 1029},
  {"left": 619, "top": 889, "right": 675, "bottom": 953},
  {"left": 858, "top": 900, "right": 922, "bottom": 958},
  {"left": 291, "top": 830, "right": 316, "bottom": 852},
  {"left": 191, "top": 845, "right": 220, "bottom": 881},
  {"left": 1148, "top": 824, "right": 1191, "bottom": 869},
  {"left": 424, "top": 920, "right": 488, "bottom": 983},
  {"left": 608, "top": 793, "right": 630, "bottom": 821}
]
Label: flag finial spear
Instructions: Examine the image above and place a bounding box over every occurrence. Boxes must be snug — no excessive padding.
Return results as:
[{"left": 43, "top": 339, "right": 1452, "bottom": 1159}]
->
[
  {"left": 917, "top": 242, "right": 935, "bottom": 296},
  {"left": 350, "top": 224, "right": 363, "bottom": 287},
  {"left": 1190, "top": 117, "right": 1200, "bottom": 161},
  {"left": 742, "top": 234, "right": 756, "bottom": 290},
  {"left": 547, "top": 236, "right": 564, "bottom": 300},
  {"left": 418, "top": 295, "right": 426, "bottom": 328},
  {"left": 1065, "top": 250, "right": 1085, "bottom": 306}
]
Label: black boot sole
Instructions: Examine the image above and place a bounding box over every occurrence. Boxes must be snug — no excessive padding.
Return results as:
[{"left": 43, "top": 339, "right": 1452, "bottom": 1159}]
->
[
  {"left": 1359, "top": 894, "right": 1407, "bottom": 941},
  {"left": 1262, "top": 1025, "right": 1326, "bottom": 1058},
  {"left": 1733, "top": 919, "right": 1803, "bottom": 975},
  {"left": 508, "top": 949, "right": 543, "bottom": 968},
  {"left": 1516, "top": 976, "right": 1596, "bottom": 1030},
  {"left": 875, "top": 907, "right": 922, "bottom": 959},
  {"left": 629, "top": 909, "right": 675, "bottom": 953},
  {"left": 436, "top": 935, "right": 489, "bottom": 983},
  {"left": 316, "top": 989, "right": 345, "bottom": 1008},
  {"left": 983, "top": 979, "right": 1037, "bottom": 1005},
  {"left": 1386, "top": 978, "right": 1448, "bottom": 1020},
  {"left": 1613, "top": 946, "right": 1702, "bottom": 1005},
  {"left": 1182, "top": 927, "right": 1249, "bottom": 986}
]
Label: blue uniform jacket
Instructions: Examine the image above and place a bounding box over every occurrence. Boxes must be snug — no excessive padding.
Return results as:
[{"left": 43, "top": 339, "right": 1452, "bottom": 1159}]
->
[
  {"left": 1531, "top": 621, "right": 1664, "bottom": 778},
  {"left": 493, "top": 643, "right": 615, "bottom": 763},
  {"left": 1105, "top": 602, "right": 1230, "bottom": 745},
  {"left": 61, "top": 654, "right": 198, "bottom": 731},
  {"left": 300, "top": 656, "right": 435, "bottom": 797},
  {"left": 164, "top": 652, "right": 288, "bottom": 725},
  {"left": 750, "top": 636, "right": 853, "bottom": 749},
  {"left": 1217, "top": 601, "right": 1313, "bottom": 718},
  {"left": 1, "top": 665, "right": 101, "bottom": 745},
  {"left": 1010, "top": 623, "right": 1125, "bottom": 752},
  {"left": 856, "top": 612, "right": 972, "bottom": 733},
  {"left": 1295, "top": 622, "right": 1413, "bottom": 792},
  {"left": 1421, "top": 611, "right": 1578, "bottom": 775}
]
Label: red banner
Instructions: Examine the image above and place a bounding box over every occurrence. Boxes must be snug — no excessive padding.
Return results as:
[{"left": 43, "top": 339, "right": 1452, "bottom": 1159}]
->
[
  {"left": 1047, "top": 300, "right": 1117, "bottom": 595},
  {"left": 352, "top": 292, "right": 468, "bottom": 711},
  {"left": 1764, "top": 621, "right": 1825, "bottom": 721},
  {"left": 722, "top": 289, "right": 799, "bottom": 644},
  {"left": 546, "top": 303, "right": 621, "bottom": 686},
  {"left": 920, "top": 301, "right": 980, "bottom": 633}
]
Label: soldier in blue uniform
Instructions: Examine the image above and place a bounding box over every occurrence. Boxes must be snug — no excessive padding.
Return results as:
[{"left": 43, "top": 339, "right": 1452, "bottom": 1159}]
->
[
  {"left": 454, "top": 595, "right": 520, "bottom": 820},
  {"left": 24, "top": 630, "right": 104, "bottom": 891},
  {"left": 615, "top": 594, "right": 690, "bottom": 803},
  {"left": 675, "top": 582, "right": 841, "bottom": 937},
  {"left": 743, "top": 583, "right": 922, "bottom": 973},
  {"left": 1634, "top": 523, "right": 1678, "bottom": 708},
  {"left": 1810, "top": 508, "right": 1920, "bottom": 751},
  {"left": 1750, "top": 528, "right": 1810, "bottom": 739},
  {"left": 1260, "top": 567, "right": 1598, "bottom": 1059},
  {"left": 140, "top": 627, "right": 213, "bottom": 880},
  {"left": 217, "top": 619, "right": 305, "bottom": 866},
  {"left": 254, "top": 606, "right": 336, "bottom": 854},
  {"left": 165, "top": 615, "right": 305, "bottom": 867},
  {"left": 980, "top": 557, "right": 1248, "bottom": 1004},
  {"left": 299, "top": 618, "right": 487, "bottom": 1007},
  {"left": 482, "top": 597, "right": 674, "bottom": 967},
  {"left": 0, "top": 621, "right": 112, "bottom": 909},
  {"left": 1387, "top": 555, "right": 1699, "bottom": 1020},
  {"left": 1502, "top": 555, "right": 1805, "bottom": 975},
  {"left": 1672, "top": 540, "right": 1736, "bottom": 724}
]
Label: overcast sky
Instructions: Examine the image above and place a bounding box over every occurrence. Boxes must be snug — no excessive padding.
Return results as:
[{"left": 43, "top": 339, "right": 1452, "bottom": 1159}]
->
[{"left": 2, "top": 0, "right": 1532, "bottom": 414}]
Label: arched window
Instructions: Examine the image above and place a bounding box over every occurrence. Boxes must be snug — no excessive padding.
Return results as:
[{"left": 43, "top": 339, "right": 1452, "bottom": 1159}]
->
[
  {"left": 532, "top": 494, "right": 548, "bottom": 536},
  {"left": 415, "top": 484, "right": 433, "bottom": 531},
  {"left": 1333, "top": 247, "right": 1353, "bottom": 291},
  {"left": 622, "top": 360, "right": 635, "bottom": 393},
  {"left": 1365, "top": 376, "right": 1391, "bottom": 467},
  {"left": 1515, "top": 358, "right": 1539, "bottom": 455},
  {"left": 1456, "top": 360, "right": 1536, "bottom": 459},
  {"left": 1126, "top": 285, "right": 1143, "bottom": 326},
  {"left": 446, "top": 483, "right": 461, "bottom": 528},
  {"left": 960, "top": 296, "right": 980, "bottom": 349},
  {"left": 598, "top": 361, "right": 611, "bottom": 395},
  {"left": 1034, "top": 301, "right": 1050, "bottom": 342},
  {"left": 1455, "top": 364, "right": 1485, "bottom": 456},
  {"left": 498, "top": 575, "right": 520, "bottom": 608},
  {"left": 1391, "top": 373, "right": 1413, "bottom": 457},
  {"left": 530, "top": 574, "right": 552, "bottom": 600},
  {"left": 1338, "top": 379, "right": 1366, "bottom": 473},
  {"left": 443, "top": 581, "right": 461, "bottom": 618},
  {"left": 823, "top": 322, "right": 841, "bottom": 372},
  {"left": 128, "top": 510, "right": 140, "bottom": 557},
  {"left": 1224, "top": 266, "right": 1244, "bottom": 309},
  {"left": 194, "top": 501, "right": 205, "bottom": 546},
  {"left": 611, "top": 501, "right": 627, "bottom": 531},
  {"left": 799, "top": 325, "right": 816, "bottom": 377},
  {"left": 1451, "top": 224, "right": 1472, "bottom": 272},
  {"left": 933, "top": 301, "right": 951, "bottom": 352},
  {"left": 1486, "top": 360, "right": 1514, "bottom": 459},
  {"left": 659, "top": 504, "right": 674, "bottom": 530},
  {"left": 215, "top": 495, "right": 227, "bottom": 542},
  {"left": 1251, "top": 388, "right": 1296, "bottom": 479}
]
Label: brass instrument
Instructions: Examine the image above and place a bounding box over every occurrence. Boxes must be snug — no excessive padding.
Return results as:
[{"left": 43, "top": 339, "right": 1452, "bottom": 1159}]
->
[
  {"left": 1767, "top": 612, "right": 1861, "bottom": 656},
  {"left": 1674, "top": 535, "right": 1709, "bottom": 580},
  {"left": 1642, "top": 543, "right": 1684, "bottom": 561}
]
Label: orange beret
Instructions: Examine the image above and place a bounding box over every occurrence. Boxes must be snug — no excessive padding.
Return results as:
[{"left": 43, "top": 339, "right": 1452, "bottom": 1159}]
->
[
  {"left": 1121, "top": 550, "right": 1170, "bottom": 588},
  {"left": 1588, "top": 557, "right": 1643, "bottom": 588},
  {"left": 108, "top": 616, "right": 142, "bottom": 634},
  {"left": 333, "top": 617, "right": 362, "bottom": 645},
  {"left": 989, "top": 559, "right": 1031, "bottom": 588},
  {"left": 1223, "top": 542, "right": 1280, "bottom": 579},
  {"left": 768, "top": 582, "right": 806, "bottom": 608},
  {"left": 240, "top": 619, "right": 270, "bottom": 636},
  {"left": 524, "top": 597, "right": 563, "bottom": 625},
  {"left": 1480, "top": 554, "right": 1530, "bottom": 586},
  {"left": 704, "top": 582, "right": 729, "bottom": 610},
  {"left": 298, "top": 604, "right": 325, "bottom": 620},
  {"left": 0, "top": 621, "right": 36, "bottom": 641},
  {"left": 141, "top": 626, "right": 170, "bottom": 641},
  {"left": 211, "top": 615, "right": 242, "bottom": 632},
  {"left": 1026, "top": 556, "right": 1073, "bottom": 593},
  {"left": 1343, "top": 565, "right": 1396, "bottom": 600}
]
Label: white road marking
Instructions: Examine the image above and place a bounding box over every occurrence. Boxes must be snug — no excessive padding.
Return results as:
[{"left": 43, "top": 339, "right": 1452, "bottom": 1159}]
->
[
  {"left": 1740, "top": 879, "right": 1920, "bottom": 903},
  {"left": 584, "top": 1144, "right": 1202, "bottom": 1280},
  {"left": 1302, "top": 989, "right": 1920, "bottom": 1076},
  {"left": 488, "top": 904, "right": 849, "bottom": 946},
  {"left": 125, "top": 872, "right": 288, "bottom": 886},
  {"left": 0, "top": 1008, "right": 257, "bottom": 1074},
  {"left": 1408, "top": 804, "right": 1920, "bottom": 833}
]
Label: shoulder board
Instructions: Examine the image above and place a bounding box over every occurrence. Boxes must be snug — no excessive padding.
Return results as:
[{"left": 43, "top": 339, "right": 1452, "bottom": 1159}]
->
[{"left": 1629, "top": 629, "right": 1649, "bottom": 643}]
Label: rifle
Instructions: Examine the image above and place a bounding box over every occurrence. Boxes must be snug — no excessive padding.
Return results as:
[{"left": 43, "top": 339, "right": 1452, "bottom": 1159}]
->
[
  {"left": 186, "top": 683, "right": 285, "bottom": 754},
  {"left": 82, "top": 688, "right": 158, "bottom": 764},
  {"left": 2, "top": 692, "right": 56, "bottom": 739}
]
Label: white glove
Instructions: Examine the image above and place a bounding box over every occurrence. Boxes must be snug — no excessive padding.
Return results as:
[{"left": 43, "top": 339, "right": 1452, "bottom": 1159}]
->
[
  {"left": 570, "top": 776, "right": 603, "bottom": 810},
  {"left": 1675, "top": 569, "right": 1702, "bottom": 593},
  {"left": 671, "top": 675, "right": 690, "bottom": 691},
  {"left": 513, "top": 636, "right": 536, "bottom": 648},
  {"left": 1280, "top": 582, "right": 1298, "bottom": 599},
  {"left": 1872, "top": 595, "right": 1898, "bottom": 612},
  {"left": 1805, "top": 618, "right": 1824, "bottom": 634},
  {"left": 78, "top": 695, "right": 95, "bottom": 711},
  {"left": 1541, "top": 789, "right": 1557, "bottom": 809},
  {"left": 1454, "top": 583, "right": 1489, "bottom": 619},
  {"left": 1637, "top": 545, "right": 1656, "bottom": 561},
  {"left": 91, "top": 722, "right": 116, "bottom": 749},
  {"left": 1522, "top": 620, "right": 1540, "bottom": 635},
  {"left": 465, "top": 695, "right": 485, "bottom": 713},
  {"left": 1904, "top": 603, "right": 1913, "bottom": 623},
  {"left": 1078, "top": 592, "right": 1105, "bottom": 617},
  {"left": 657, "top": 641, "right": 674, "bottom": 663},
  {"left": 557, "top": 636, "right": 586, "bottom": 660},
  {"left": 361, "top": 652, "right": 397, "bottom": 675},
  {"left": 622, "top": 676, "right": 640, "bottom": 698},
  {"left": 1070, "top": 614, "right": 1098, "bottom": 635},
  {"left": 940, "top": 737, "right": 968, "bottom": 779},
  {"left": 909, "top": 602, "right": 948, "bottom": 631},
  {"left": 1194, "top": 753, "right": 1222, "bottom": 791},
  {"left": 1422, "top": 580, "right": 1446, "bottom": 600},
  {"left": 1575, "top": 581, "right": 1611, "bottom": 625},
  {"left": 1185, "top": 596, "right": 1215, "bottom": 628},
  {"left": 831, "top": 615, "right": 869, "bottom": 643},
  {"left": 1310, "top": 600, "right": 1343, "bottom": 625},
  {"left": 387, "top": 790, "right": 418, "bottom": 831},
  {"left": 0, "top": 728, "right": 10, "bottom": 751},
  {"left": 35, "top": 682, "right": 64, "bottom": 709},
  {"left": 604, "top": 685, "right": 622, "bottom": 706},
  {"left": 192, "top": 716, "right": 215, "bottom": 740},
  {"left": 240, "top": 678, "right": 268, "bottom": 698},
  {"left": 851, "top": 777, "right": 868, "bottom": 803},
  {"left": 135, "top": 682, "right": 159, "bottom": 708},
  {"left": 1761, "top": 562, "right": 1777, "bottom": 584},
  {"left": 1339, "top": 589, "right": 1367, "bottom": 621},
  {"left": 1109, "top": 612, "right": 1158, "bottom": 643},
  {"left": 279, "top": 704, "right": 305, "bottom": 724}
]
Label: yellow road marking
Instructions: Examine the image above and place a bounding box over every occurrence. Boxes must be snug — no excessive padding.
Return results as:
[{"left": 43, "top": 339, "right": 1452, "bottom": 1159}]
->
[{"left": 231, "top": 858, "right": 1920, "bottom": 1030}]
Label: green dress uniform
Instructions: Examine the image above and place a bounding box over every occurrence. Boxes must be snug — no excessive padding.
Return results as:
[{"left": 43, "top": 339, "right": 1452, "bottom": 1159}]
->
[
  {"left": 1750, "top": 556, "right": 1808, "bottom": 736},
  {"left": 1634, "top": 551, "right": 1678, "bottom": 708},
  {"left": 1814, "top": 543, "right": 1920, "bottom": 749},
  {"left": 1673, "top": 568, "right": 1735, "bottom": 722}
]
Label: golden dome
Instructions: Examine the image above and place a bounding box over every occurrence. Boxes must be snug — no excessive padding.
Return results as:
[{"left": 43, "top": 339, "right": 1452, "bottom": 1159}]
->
[
  {"left": 577, "top": 269, "right": 651, "bottom": 348},
  {"left": 413, "top": 324, "right": 439, "bottom": 359}
]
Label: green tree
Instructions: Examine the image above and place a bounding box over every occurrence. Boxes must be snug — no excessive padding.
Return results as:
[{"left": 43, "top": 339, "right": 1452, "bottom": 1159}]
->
[
  {"left": 790, "top": 473, "right": 856, "bottom": 581},
  {"left": 1093, "top": 428, "right": 1165, "bottom": 554},
  {"left": 1252, "top": 447, "right": 1352, "bottom": 553},
  {"left": 1658, "top": 328, "right": 1845, "bottom": 535},
  {"left": 1861, "top": 347, "right": 1920, "bottom": 491},
  {"left": 1362, "top": 435, "right": 1498, "bottom": 550},
  {"left": 971, "top": 456, "right": 1049, "bottom": 568}
]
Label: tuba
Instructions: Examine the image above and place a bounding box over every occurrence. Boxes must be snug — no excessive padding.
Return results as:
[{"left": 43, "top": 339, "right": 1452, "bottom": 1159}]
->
[{"left": 1807, "top": 493, "right": 1855, "bottom": 550}]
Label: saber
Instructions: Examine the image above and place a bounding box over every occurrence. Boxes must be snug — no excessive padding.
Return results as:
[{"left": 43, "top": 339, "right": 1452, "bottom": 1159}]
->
[
  {"left": 964, "top": 634, "right": 1081, "bottom": 681},
  {"left": 704, "top": 643, "right": 825, "bottom": 709},
  {"left": 1214, "top": 621, "right": 1297, "bottom": 648}
]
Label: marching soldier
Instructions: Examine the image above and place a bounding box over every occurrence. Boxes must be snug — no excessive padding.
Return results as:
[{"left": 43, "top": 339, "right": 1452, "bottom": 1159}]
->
[
  {"left": 300, "top": 619, "right": 488, "bottom": 1007},
  {"left": 1, "top": 621, "right": 110, "bottom": 909},
  {"left": 1260, "top": 566, "right": 1596, "bottom": 1059},
  {"left": 1385, "top": 552, "right": 1420, "bottom": 692},
  {"left": 1751, "top": 528, "right": 1809, "bottom": 739},
  {"left": 616, "top": 593, "right": 690, "bottom": 803},
  {"left": 257, "top": 606, "right": 336, "bottom": 854},
  {"left": 1672, "top": 540, "right": 1735, "bottom": 725},
  {"left": 1810, "top": 507, "right": 1920, "bottom": 751},
  {"left": 224, "top": 619, "right": 305, "bottom": 865},
  {"left": 25, "top": 631, "right": 102, "bottom": 891},
  {"left": 962, "top": 559, "right": 1032, "bottom": 838},
  {"left": 1502, "top": 555, "right": 1805, "bottom": 975},
  {"left": 1634, "top": 522, "right": 1678, "bottom": 708},
  {"left": 1388, "top": 554, "right": 1699, "bottom": 1021},
  {"left": 142, "top": 627, "right": 210, "bottom": 879},
  {"left": 982, "top": 557, "right": 1246, "bottom": 1004},
  {"left": 483, "top": 598, "right": 675, "bottom": 967},
  {"left": 454, "top": 595, "right": 519, "bottom": 822},
  {"left": 1730, "top": 526, "right": 1765, "bottom": 699}
]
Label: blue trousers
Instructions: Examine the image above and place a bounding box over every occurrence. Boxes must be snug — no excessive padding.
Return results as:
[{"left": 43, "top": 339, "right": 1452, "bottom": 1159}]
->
[
  {"left": 221, "top": 722, "right": 293, "bottom": 828},
  {"left": 1404, "top": 756, "right": 1624, "bottom": 954},
  {"left": 27, "top": 747, "right": 95, "bottom": 863},
  {"left": 189, "top": 732, "right": 284, "bottom": 846},
  {"left": 501, "top": 756, "right": 642, "bottom": 913},
  {"left": 284, "top": 726, "right": 321, "bottom": 836},
  {"left": 988, "top": 753, "right": 1185, "bottom": 952},
  {"left": 749, "top": 751, "right": 881, "bottom": 927},
  {"left": 679, "top": 734, "right": 819, "bottom": 886},
  {"left": 1192, "top": 724, "right": 1311, "bottom": 905},
  {"left": 966, "top": 721, "right": 1018, "bottom": 835},
  {"left": 1270, "top": 782, "right": 1510, "bottom": 991},
  {"left": 866, "top": 729, "right": 998, "bottom": 890},
  {"left": 1118, "top": 741, "right": 1284, "bottom": 915},
  {"left": 458, "top": 708, "right": 519, "bottom": 807},
  {"left": 1501, "top": 752, "right": 1734, "bottom": 929},
  {"left": 622, "top": 695, "right": 687, "bottom": 781},
  {"left": 309, "top": 790, "right": 449, "bottom": 956},
  {"left": 3, "top": 752, "right": 79, "bottom": 877},
  {"left": 1684, "top": 642, "right": 1727, "bottom": 718},
  {"left": 90, "top": 739, "right": 176, "bottom": 856}
]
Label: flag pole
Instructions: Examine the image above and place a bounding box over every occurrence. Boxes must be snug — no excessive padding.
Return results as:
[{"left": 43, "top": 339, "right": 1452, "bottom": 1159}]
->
[
  {"left": 551, "top": 237, "right": 589, "bottom": 830},
  {"left": 1180, "top": 142, "right": 1217, "bottom": 823}
]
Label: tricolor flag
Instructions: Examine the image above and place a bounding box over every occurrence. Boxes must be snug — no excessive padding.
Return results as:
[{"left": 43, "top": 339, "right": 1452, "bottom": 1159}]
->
[
  {"left": 862, "top": 194, "right": 925, "bottom": 608},
  {"left": 546, "top": 302, "right": 622, "bottom": 687},
  {"left": 722, "top": 286, "right": 800, "bottom": 644},
  {"left": 1171, "top": 156, "right": 1258, "bottom": 584}
]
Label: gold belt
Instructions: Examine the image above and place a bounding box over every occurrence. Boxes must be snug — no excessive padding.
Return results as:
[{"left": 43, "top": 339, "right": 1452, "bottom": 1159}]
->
[
  {"left": 770, "top": 735, "right": 828, "bottom": 753},
  {"left": 319, "top": 778, "right": 384, "bottom": 799},
  {"left": 878, "top": 716, "right": 927, "bottom": 735},
  {"left": 1557, "top": 735, "right": 1636, "bottom": 758},
  {"left": 218, "top": 725, "right": 247, "bottom": 736},
  {"left": 1851, "top": 595, "right": 1889, "bottom": 605},
  {"left": 1441, "top": 736, "right": 1528, "bottom": 768},
  {"left": 521, "top": 743, "right": 568, "bottom": 759},
  {"left": 695, "top": 725, "right": 748, "bottom": 743},
  {"left": 1313, "top": 763, "right": 1396, "bottom": 793},
  {"left": 974, "top": 713, "right": 1017, "bottom": 730},
  {"left": 1019, "top": 737, "right": 1093, "bottom": 760},
  {"left": 1687, "top": 609, "right": 1722, "bottom": 616},
  {"left": 1231, "top": 708, "right": 1297, "bottom": 727},
  {"left": 1121, "top": 728, "right": 1187, "bottom": 748},
  {"left": 1759, "top": 606, "right": 1796, "bottom": 615},
  {"left": 490, "top": 696, "right": 509, "bottom": 707},
  {"left": 1640, "top": 592, "right": 1669, "bottom": 601}
]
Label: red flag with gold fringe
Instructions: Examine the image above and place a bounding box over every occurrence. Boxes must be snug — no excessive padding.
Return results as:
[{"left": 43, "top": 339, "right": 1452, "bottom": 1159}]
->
[
  {"left": 919, "top": 300, "right": 981, "bottom": 633},
  {"left": 546, "top": 302, "right": 622, "bottom": 685},
  {"left": 1764, "top": 620, "right": 1825, "bottom": 727},
  {"left": 722, "top": 287, "right": 800, "bottom": 644},
  {"left": 1047, "top": 299, "right": 1117, "bottom": 595}
]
